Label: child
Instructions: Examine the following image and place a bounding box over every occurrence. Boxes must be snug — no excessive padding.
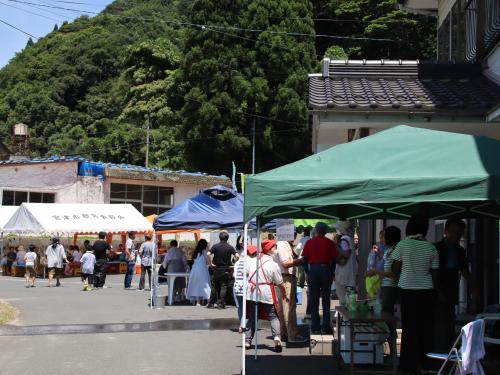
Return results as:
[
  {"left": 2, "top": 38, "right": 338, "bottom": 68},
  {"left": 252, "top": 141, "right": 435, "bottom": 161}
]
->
[
  {"left": 80, "top": 247, "right": 96, "bottom": 291},
  {"left": 24, "top": 245, "right": 38, "bottom": 288},
  {"left": 233, "top": 245, "right": 257, "bottom": 333}
]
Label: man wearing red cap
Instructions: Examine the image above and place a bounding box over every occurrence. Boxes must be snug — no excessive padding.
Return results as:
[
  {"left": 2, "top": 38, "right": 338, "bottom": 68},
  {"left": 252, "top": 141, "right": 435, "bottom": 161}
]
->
[{"left": 245, "top": 239, "right": 288, "bottom": 353}]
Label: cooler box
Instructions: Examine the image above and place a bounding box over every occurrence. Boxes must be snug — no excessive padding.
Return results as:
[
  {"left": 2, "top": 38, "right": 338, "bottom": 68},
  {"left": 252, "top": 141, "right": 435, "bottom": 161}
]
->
[{"left": 340, "top": 324, "right": 385, "bottom": 364}]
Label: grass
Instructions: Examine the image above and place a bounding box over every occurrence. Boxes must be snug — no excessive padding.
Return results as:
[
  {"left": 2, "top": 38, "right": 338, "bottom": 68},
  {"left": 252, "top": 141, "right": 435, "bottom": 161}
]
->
[{"left": 0, "top": 300, "right": 17, "bottom": 325}]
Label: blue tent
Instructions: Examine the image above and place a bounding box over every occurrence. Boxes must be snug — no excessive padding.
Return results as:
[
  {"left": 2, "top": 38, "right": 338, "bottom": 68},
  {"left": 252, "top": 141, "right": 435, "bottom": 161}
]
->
[{"left": 154, "top": 185, "right": 251, "bottom": 230}]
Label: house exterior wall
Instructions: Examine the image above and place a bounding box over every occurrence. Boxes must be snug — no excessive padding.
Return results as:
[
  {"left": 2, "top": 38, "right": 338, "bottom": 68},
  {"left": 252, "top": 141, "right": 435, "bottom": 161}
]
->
[
  {"left": 0, "top": 161, "right": 82, "bottom": 203},
  {"left": 438, "top": 0, "right": 456, "bottom": 26},
  {"left": 0, "top": 162, "right": 225, "bottom": 211}
]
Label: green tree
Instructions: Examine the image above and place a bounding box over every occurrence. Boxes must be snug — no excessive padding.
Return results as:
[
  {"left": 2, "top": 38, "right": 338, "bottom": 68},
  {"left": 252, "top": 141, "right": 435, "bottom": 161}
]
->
[
  {"left": 313, "top": 0, "right": 436, "bottom": 59},
  {"left": 176, "top": 0, "right": 316, "bottom": 175}
]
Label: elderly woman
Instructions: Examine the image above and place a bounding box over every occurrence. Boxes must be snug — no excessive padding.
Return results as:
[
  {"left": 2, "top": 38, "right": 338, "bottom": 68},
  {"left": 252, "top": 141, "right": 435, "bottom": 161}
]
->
[
  {"left": 334, "top": 221, "right": 358, "bottom": 306},
  {"left": 392, "top": 215, "right": 439, "bottom": 374}
]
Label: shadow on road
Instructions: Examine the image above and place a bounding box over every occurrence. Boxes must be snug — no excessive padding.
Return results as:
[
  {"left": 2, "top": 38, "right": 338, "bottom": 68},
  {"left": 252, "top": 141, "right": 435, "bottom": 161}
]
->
[{"left": 0, "top": 317, "right": 239, "bottom": 336}]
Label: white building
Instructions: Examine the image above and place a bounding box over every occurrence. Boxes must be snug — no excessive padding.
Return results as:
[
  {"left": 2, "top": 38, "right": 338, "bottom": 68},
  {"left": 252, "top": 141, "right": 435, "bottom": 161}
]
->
[
  {"left": 307, "top": 0, "right": 500, "bottom": 309},
  {"left": 0, "top": 156, "right": 231, "bottom": 216}
]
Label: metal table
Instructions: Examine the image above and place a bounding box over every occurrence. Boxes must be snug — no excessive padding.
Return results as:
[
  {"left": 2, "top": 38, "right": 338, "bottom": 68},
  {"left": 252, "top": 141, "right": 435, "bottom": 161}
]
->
[{"left": 336, "top": 306, "right": 398, "bottom": 375}]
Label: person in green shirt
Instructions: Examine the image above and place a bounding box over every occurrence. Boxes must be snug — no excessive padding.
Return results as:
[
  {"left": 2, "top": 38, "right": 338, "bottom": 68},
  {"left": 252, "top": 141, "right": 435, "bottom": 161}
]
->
[{"left": 392, "top": 215, "right": 439, "bottom": 374}]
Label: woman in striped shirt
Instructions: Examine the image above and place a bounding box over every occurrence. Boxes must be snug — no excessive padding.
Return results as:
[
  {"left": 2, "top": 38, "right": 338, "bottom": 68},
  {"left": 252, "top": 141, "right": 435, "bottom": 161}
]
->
[{"left": 392, "top": 215, "right": 439, "bottom": 374}]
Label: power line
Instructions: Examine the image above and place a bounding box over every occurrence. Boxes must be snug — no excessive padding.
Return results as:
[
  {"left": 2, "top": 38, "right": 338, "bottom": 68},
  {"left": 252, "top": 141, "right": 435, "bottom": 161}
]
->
[
  {"left": 0, "top": 1, "right": 63, "bottom": 22},
  {"left": 7, "top": 0, "right": 396, "bottom": 42},
  {"left": 0, "top": 17, "right": 38, "bottom": 39}
]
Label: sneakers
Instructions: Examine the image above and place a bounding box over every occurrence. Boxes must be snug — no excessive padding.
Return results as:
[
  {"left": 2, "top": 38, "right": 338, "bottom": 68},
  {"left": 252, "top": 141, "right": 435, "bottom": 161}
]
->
[
  {"left": 245, "top": 341, "right": 251, "bottom": 349},
  {"left": 274, "top": 337, "right": 283, "bottom": 353}
]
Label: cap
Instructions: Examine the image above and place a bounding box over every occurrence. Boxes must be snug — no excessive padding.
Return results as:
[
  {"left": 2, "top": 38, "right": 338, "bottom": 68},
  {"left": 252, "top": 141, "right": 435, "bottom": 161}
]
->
[
  {"left": 261, "top": 239, "right": 276, "bottom": 254},
  {"left": 247, "top": 245, "right": 257, "bottom": 255}
]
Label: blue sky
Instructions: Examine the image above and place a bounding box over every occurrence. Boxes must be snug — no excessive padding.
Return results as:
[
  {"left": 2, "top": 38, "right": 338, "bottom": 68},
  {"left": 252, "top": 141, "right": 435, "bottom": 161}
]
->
[{"left": 0, "top": 0, "right": 114, "bottom": 68}]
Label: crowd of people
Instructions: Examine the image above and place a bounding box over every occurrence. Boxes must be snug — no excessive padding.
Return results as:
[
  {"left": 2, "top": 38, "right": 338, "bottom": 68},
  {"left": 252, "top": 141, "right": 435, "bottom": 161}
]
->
[{"left": 2, "top": 216, "right": 469, "bottom": 371}]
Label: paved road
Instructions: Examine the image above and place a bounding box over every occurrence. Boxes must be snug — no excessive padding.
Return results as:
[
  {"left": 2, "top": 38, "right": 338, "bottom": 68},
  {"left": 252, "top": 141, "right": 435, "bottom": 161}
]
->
[
  {"left": 0, "top": 274, "right": 341, "bottom": 375},
  {"left": 0, "top": 275, "right": 242, "bottom": 375}
]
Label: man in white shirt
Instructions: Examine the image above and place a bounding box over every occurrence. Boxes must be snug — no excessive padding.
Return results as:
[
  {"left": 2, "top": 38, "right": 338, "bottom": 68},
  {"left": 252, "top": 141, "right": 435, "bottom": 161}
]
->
[
  {"left": 124, "top": 231, "right": 137, "bottom": 289},
  {"left": 45, "top": 237, "right": 68, "bottom": 287},
  {"left": 273, "top": 240, "right": 304, "bottom": 342},
  {"left": 246, "top": 239, "right": 288, "bottom": 353}
]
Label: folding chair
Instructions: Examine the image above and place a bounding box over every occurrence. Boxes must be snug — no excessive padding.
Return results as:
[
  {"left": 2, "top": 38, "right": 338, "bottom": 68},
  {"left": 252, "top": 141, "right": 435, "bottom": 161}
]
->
[
  {"left": 426, "top": 319, "right": 485, "bottom": 375},
  {"left": 427, "top": 331, "right": 464, "bottom": 375}
]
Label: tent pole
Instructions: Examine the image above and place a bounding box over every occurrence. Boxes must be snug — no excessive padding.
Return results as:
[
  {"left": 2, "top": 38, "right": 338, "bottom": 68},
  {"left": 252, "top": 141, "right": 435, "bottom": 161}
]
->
[
  {"left": 151, "top": 231, "right": 157, "bottom": 310},
  {"left": 241, "top": 223, "right": 249, "bottom": 375},
  {"left": 254, "top": 219, "right": 261, "bottom": 360}
]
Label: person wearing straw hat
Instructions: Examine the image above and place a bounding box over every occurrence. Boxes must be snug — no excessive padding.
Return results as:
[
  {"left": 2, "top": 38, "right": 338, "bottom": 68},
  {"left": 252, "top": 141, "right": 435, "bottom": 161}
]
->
[
  {"left": 334, "top": 220, "right": 358, "bottom": 307},
  {"left": 245, "top": 239, "right": 288, "bottom": 353}
]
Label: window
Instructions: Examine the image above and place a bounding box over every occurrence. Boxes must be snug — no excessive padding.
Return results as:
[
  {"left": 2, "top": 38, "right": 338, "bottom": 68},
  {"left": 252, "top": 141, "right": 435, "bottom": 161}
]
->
[
  {"left": 110, "top": 183, "right": 173, "bottom": 215},
  {"left": 2, "top": 190, "right": 56, "bottom": 205}
]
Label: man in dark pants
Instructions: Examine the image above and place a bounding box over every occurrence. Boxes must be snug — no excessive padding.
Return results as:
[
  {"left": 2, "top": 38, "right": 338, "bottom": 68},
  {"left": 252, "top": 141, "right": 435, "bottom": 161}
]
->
[
  {"left": 435, "top": 219, "right": 468, "bottom": 352},
  {"left": 93, "top": 232, "right": 110, "bottom": 289},
  {"left": 294, "top": 222, "right": 338, "bottom": 334},
  {"left": 207, "top": 231, "right": 238, "bottom": 309}
]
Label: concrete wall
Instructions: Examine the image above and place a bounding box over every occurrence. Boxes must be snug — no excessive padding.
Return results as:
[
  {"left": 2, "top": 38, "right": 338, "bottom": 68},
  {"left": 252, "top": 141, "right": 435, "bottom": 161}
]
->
[
  {"left": 0, "top": 161, "right": 80, "bottom": 203},
  {"left": 0, "top": 162, "right": 223, "bottom": 208}
]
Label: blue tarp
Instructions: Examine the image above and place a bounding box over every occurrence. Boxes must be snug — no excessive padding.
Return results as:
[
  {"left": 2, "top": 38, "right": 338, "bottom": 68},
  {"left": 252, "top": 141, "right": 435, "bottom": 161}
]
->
[{"left": 154, "top": 185, "right": 250, "bottom": 230}]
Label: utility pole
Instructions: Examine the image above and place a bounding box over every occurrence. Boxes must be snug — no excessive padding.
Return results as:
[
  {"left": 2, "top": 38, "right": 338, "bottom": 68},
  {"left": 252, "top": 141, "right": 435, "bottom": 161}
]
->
[
  {"left": 252, "top": 116, "right": 256, "bottom": 175},
  {"left": 145, "top": 115, "right": 150, "bottom": 168}
]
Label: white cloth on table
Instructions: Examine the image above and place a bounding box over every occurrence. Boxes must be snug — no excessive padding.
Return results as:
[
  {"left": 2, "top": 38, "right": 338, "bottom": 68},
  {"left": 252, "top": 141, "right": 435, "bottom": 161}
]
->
[
  {"left": 186, "top": 249, "right": 210, "bottom": 300},
  {"left": 45, "top": 244, "right": 66, "bottom": 268},
  {"left": 460, "top": 319, "right": 485, "bottom": 375}
]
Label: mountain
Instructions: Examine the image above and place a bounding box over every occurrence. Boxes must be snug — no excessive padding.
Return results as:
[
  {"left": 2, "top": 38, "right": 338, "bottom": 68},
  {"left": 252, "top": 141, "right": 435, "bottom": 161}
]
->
[{"left": 0, "top": 0, "right": 436, "bottom": 175}]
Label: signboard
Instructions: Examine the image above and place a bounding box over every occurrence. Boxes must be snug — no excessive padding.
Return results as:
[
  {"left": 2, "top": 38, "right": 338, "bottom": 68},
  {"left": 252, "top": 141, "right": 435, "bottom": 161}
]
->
[{"left": 276, "top": 219, "right": 295, "bottom": 241}]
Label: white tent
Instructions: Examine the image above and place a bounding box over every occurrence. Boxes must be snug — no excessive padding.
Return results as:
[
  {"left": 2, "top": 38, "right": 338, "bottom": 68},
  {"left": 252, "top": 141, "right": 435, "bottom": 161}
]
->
[
  {"left": 3, "top": 203, "right": 153, "bottom": 234},
  {"left": 0, "top": 206, "right": 19, "bottom": 231}
]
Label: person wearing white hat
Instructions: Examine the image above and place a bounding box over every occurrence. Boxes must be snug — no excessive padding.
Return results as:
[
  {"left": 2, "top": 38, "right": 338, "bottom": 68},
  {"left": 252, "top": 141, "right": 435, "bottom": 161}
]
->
[{"left": 334, "top": 221, "right": 358, "bottom": 306}]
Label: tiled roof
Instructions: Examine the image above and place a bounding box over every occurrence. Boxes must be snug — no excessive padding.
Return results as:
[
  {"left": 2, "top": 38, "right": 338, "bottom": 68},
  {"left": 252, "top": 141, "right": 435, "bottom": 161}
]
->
[
  {"left": 309, "top": 60, "right": 500, "bottom": 113},
  {"left": 0, "top": 155, "right": 230, "bottom": 184}
]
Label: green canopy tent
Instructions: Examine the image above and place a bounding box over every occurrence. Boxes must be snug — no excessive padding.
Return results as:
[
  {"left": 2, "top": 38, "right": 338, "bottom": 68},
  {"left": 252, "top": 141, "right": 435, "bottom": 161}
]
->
[
  {"left": 241, "top": 126, "right": 500, "bottom": 370},
  {"left": 244, "top": 125, "right": 500, "bottom": 222}
]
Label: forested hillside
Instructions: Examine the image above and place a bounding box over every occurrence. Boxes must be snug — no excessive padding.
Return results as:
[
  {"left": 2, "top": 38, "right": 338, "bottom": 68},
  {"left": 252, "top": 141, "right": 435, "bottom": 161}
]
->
[{"left": 0, "top": 0, "right": 436, "bottom": 175}]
